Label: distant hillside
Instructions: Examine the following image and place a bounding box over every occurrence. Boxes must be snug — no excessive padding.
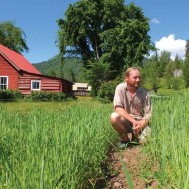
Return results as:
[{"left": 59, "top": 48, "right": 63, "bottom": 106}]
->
[{"left": 33, "top": 55, "right": 85, "bottom": 82}]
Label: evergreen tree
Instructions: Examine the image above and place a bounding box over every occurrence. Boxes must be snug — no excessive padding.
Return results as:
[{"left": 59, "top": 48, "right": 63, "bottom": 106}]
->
[
  {"left": 158, "top": 51, "right": 171, "bottom": 77},
  {"left": 143, "top": 56, "right": 160, "bottom": 92},
  {"left": 183, "top": 40, "right": 189, "bottom": 87},
  {"left": 174, "top": 55, "right": 182, "bottom": 70},
  {"left": 185, "top": 40, "right": 189, "bottom": 58},
  {"left": 164, "top": 61, "right": 174, "bottom": 89},
  {"left": 183, "top": 57, "right": 189, "bottom": 87}
]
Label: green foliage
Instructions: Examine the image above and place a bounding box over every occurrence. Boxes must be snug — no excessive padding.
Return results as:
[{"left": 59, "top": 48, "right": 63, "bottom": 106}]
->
[
  {"left": 183, "top": 46, "right": 189, "bottom": 87},
  {"left": 142, "top": 51, "right": 186, "bottom": 93},
  {"left": 158, "top": 51, "right": 171, "bottom": 77},
  {"left": 185, "top": 40, "right": 189, "bottom": 58},
  {"left": 97, "top": 80, "right": 119, "bottom": 102},
  {"left": 33, "top": 56, "right": 85, "bottom": 82},
  {"left": 0, "top": 21, "right": 28, "bottom": 53},
  {"left": 0, "top": 90, "right": 23, "bottom": 101},
  {"left": 57, "top": 0, "right": 152, "bottom": 77},
  {"left": 13, "top": 90, "right": 24, "bottom": 99},
  {"left": 183, "top": 62, "right": 189, "bottom": 87},
  {"left": 29, "top": 91, "right": 69, "bottom": 101},
  {"left": 142, "top": 58, "right": 160, "bottom": 91},
  {"left": 174, "top": 55, "right": 182, "bottom": 69},
  {"left": 100, "top": 12, "right": 152, "bottom": 72},
  {"left": 163, "top": 61, "right": 174, "bottom": 88},
  {"left": 0, "top": 90, "right": 14, "bottom": 101},
  {"left": 47, "top": 69, "right": 57, "bottom": 77},
  {"left": 62, "top": 58, "right": 85, "bottom": 82},
  {"left": 85, "top": 60, "right": 111, "bottom": 96},
  {"left": 166, "top": 77, "right": 184, "bottom": 90}
]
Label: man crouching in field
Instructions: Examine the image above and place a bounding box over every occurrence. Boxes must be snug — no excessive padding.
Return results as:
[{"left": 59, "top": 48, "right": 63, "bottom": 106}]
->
[{"left": 110, "top": 67, "right": 152, "bottom": 149}]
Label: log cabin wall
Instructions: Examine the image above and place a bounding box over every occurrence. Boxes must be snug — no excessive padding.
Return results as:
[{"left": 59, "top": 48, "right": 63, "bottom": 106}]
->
[
  {"left": 0, "top": 55, "right": 19, "bottom": 90},
  {"left": 18, "top": 72, "right": 63, "bottom": 95}
]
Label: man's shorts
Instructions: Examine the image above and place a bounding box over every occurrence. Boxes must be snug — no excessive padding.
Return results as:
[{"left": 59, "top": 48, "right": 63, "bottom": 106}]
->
[{"left": 111, "top": 112, "right": 151, "bottom": 140}]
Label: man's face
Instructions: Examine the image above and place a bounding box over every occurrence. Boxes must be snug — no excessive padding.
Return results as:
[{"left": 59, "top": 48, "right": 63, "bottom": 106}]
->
[{"left": 126, "top": 69, "right": 141, "bottom": 88}]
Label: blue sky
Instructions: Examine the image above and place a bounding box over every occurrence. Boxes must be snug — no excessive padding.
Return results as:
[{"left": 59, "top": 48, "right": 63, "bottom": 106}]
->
[{"left": 0, "top": 0, "right": 188, "bottom": 63}]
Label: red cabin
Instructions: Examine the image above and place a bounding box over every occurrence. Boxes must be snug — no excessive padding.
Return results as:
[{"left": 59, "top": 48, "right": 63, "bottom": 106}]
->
[{"left": 0, "top": 44, "right": 72, "bottom": 95}]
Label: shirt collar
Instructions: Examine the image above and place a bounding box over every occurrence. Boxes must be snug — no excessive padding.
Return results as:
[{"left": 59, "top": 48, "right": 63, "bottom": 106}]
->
[{"left": 125, "top": 82, "right": 142, "bottom": 93}]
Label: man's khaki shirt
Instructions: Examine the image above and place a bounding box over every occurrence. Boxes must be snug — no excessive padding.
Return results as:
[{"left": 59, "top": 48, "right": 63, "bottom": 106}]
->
[{"left": 113, "top": 83, "right": 152, "bottom": 121}]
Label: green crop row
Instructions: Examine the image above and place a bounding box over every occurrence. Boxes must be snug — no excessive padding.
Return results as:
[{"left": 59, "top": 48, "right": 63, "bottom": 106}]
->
[
  {"left": 0, "top": 100, "right": 117, "bottom": 189},
  {"left": 144, "top": 93, "right": 189, "bottom": 188}
]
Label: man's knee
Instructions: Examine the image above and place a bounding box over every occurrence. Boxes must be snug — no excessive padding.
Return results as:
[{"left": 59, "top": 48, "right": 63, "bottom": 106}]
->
[{"left": 110, "top": 112, "right": 121, "bottom": 125}]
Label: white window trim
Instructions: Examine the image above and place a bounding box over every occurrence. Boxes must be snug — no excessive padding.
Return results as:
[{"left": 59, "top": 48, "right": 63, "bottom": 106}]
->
[
  {"left": 0, "top": 76, "right": 8, "bottom": 90},
  {"left": 31, "top": 80, "right": 41, "bottom": 91}
]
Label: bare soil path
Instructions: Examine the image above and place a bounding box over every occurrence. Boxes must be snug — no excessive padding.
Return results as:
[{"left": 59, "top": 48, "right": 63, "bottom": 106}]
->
[{"left": 104, "top": 145, "right": 159, "bottom": 189}]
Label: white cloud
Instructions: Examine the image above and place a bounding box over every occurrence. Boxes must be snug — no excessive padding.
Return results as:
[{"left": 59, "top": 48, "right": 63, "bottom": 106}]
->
[
  {"left": 151, "top": 18, "right": 160, "bottom": 24},
  {"left": 155, "top": 34, "right": 186, "bottom": 60}
]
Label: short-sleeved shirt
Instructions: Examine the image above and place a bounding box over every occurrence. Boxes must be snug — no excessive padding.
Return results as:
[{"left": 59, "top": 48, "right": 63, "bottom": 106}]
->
[{"left": 113, "top": 82, "right": 152, "bottom": 121}]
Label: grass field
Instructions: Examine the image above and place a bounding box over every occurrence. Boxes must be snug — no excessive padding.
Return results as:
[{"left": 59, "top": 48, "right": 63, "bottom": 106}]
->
[
  {"left": 0, "top": 98, "right": 117, "bottom": 189},
  {"left": 1, "top": 94, "right": 189, "bottom": 188},
  {"left": 144, "top": 93, "right": 189, "bottom": 188}
]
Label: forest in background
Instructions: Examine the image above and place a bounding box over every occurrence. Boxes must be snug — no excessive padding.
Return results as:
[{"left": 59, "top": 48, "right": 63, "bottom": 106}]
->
[
  {"left": 32, "top": 45, "right": 189, "bottom": 100},
  {"left": 33, "top": 56, "right": 84, "bottom": 82}
]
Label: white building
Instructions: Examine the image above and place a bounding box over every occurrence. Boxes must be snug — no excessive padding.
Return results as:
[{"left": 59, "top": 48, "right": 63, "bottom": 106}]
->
[{"left": 72, "top": 83, "right": 92, "bottom": 96}]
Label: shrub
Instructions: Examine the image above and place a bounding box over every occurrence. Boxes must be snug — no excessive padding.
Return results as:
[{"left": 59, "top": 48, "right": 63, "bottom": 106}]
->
[
  {"left": 166, "top": 77, "right": 184, "bottom": 90},
  {"left": 13, "top": 90, "right": 23, "bottom": 99},
  {"left": 29, "top": 91, "right": 69, "bottom": 101},
  {"left": 0, "top": 90, "right": 23, "bottom": 101},
  {"left": 97, "top": 80, "right": 118, "bottom": 102}
]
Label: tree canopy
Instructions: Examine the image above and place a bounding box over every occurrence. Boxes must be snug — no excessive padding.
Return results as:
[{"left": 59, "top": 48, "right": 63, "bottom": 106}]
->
[
  {"left": 0, "top": 21, "right": 28, "bottom": 54},
  {"left": 57, "top": 0, "right": 153, "bottom": 78}
]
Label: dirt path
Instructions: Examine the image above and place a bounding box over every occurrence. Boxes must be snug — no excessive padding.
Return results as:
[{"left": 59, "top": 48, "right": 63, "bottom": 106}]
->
[{"left": 104, "top": 145, "right": 159, "bottom": 189}]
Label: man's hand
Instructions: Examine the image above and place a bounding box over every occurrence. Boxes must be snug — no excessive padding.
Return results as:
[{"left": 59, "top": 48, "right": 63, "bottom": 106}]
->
[{"left": 132, "top": 119, "right": 148, "bottom": 135}]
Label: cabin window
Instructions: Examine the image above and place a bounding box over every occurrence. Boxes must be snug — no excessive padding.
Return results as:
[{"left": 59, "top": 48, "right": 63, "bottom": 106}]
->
[
  {"left": 31, "top": 80, "right": 41, "bottom": 91},
  {"left": 0, "top": 76, "right": 8, "bottom": 90}
]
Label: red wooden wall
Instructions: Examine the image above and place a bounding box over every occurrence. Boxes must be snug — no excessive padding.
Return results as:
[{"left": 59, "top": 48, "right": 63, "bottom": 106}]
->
[
  {"left": 0, "top": 55, "right": 19, "bottom": 90},
  {"left": 18, "top": 73, "right": 63, "bottom": 95}
]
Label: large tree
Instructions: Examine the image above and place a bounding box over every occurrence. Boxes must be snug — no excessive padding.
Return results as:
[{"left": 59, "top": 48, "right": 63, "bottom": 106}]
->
[
  {"left": 57, "top": 0, "right": 153, "bottom": 78},
  {"left": 0, "top": 21, "right": 28, "bottom": 53}
]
